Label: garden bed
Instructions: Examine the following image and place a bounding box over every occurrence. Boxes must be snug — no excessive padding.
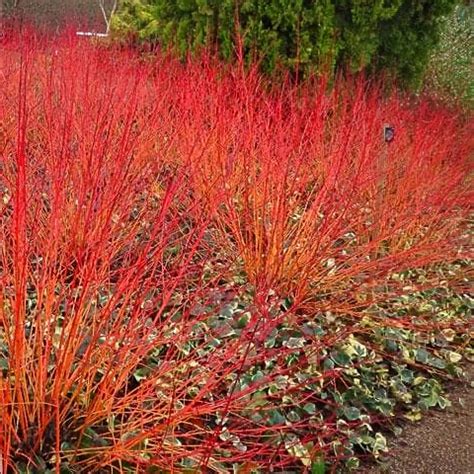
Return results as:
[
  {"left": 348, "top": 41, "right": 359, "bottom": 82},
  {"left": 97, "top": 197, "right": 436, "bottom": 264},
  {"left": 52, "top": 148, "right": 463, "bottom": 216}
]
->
[{"left": 0, "top": 32, "right": 472, "bottom": 473}]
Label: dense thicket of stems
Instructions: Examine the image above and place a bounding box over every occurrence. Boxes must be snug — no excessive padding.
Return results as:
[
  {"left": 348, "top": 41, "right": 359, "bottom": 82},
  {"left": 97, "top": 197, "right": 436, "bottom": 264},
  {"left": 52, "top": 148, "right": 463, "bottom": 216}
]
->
[{"left": 0, "top": 32, "right": 472, "bottom": 471}]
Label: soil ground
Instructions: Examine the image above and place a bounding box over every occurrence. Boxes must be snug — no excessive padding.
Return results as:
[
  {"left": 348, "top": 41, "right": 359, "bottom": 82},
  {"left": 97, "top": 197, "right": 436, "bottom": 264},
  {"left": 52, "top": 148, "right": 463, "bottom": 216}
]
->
[
  {"left": 1, "top": 0, "right": 110, "bottom": 31},
  {"left": 366, "top": 363, "right": 474, "bottom": 474}
]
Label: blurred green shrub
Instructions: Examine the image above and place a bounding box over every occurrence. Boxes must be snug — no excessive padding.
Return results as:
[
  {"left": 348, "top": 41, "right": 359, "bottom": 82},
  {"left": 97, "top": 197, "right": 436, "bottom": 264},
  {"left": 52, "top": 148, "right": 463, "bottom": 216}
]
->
[
  {"left": 111, "top": 0, "right": 458, "bottom": 87},
  {"left": 424, "top": 3, "right": 473, "bottom": 108}
]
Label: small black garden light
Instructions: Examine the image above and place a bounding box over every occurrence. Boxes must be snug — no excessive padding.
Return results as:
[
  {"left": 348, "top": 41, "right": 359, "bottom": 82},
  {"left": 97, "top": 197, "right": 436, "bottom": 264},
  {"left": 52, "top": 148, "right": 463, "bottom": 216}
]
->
[{"left": 383, "top": 124, "right": 395, "bottom": 143}]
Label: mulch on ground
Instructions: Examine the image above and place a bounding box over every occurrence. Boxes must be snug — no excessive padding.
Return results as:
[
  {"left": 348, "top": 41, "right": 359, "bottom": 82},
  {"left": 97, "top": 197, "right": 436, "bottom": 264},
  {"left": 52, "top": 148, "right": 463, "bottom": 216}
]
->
[{"left": 367, "top": 363, "right": 474, "bottom": 474}]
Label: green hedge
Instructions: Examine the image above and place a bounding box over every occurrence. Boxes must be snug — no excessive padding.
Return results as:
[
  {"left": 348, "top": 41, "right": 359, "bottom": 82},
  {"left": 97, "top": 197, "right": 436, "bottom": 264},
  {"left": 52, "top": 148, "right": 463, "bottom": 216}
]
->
[
  {"left": 112, "top": 0, "right": 459, "bottom": 86},
  {"left": 424, "top": 4, "right": 473, "bottom": 108}
]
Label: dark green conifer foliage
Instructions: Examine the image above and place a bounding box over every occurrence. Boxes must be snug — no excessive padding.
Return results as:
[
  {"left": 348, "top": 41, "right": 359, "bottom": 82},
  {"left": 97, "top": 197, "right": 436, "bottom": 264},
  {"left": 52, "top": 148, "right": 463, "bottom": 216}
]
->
[{"left": 112, "top": 0, "right": 459, "bottom": 86}]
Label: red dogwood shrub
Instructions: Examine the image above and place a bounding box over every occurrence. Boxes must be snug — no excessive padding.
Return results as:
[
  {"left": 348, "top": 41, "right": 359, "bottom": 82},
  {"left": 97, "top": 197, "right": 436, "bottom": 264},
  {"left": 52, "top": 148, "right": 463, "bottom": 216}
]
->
[{"left": 0, "top": 31, "right": 472, "bottom": 472}]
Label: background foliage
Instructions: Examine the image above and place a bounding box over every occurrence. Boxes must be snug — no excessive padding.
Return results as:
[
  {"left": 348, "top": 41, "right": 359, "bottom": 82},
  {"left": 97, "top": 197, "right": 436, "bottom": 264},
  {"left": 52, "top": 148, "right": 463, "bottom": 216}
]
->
[
  {"left": 424, "top": 3, "right": 473, "bottom": 108},
  {"left": 112, "top": 0, "right": 459, "bottom": 86}
]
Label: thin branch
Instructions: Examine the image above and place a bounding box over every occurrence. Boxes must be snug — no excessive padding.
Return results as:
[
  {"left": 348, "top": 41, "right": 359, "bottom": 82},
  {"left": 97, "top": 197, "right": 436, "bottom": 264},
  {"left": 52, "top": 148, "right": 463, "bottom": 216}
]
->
[{"left": 98, "top": 0, "right": 118, "bottom": 35}]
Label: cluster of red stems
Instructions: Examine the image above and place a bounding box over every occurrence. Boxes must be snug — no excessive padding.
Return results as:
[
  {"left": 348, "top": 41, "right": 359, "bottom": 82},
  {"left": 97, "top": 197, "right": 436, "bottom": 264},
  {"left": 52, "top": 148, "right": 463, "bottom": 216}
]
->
[{"left": 0, "top": 30, "right": 472, "bottom": 472}]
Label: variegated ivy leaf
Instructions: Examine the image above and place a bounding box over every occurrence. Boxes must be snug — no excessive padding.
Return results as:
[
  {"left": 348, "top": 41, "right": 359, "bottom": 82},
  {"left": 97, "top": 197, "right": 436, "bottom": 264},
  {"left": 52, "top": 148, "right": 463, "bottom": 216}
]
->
[{"left": 284, "top": 434, "right": 312, "bottom": 467}]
